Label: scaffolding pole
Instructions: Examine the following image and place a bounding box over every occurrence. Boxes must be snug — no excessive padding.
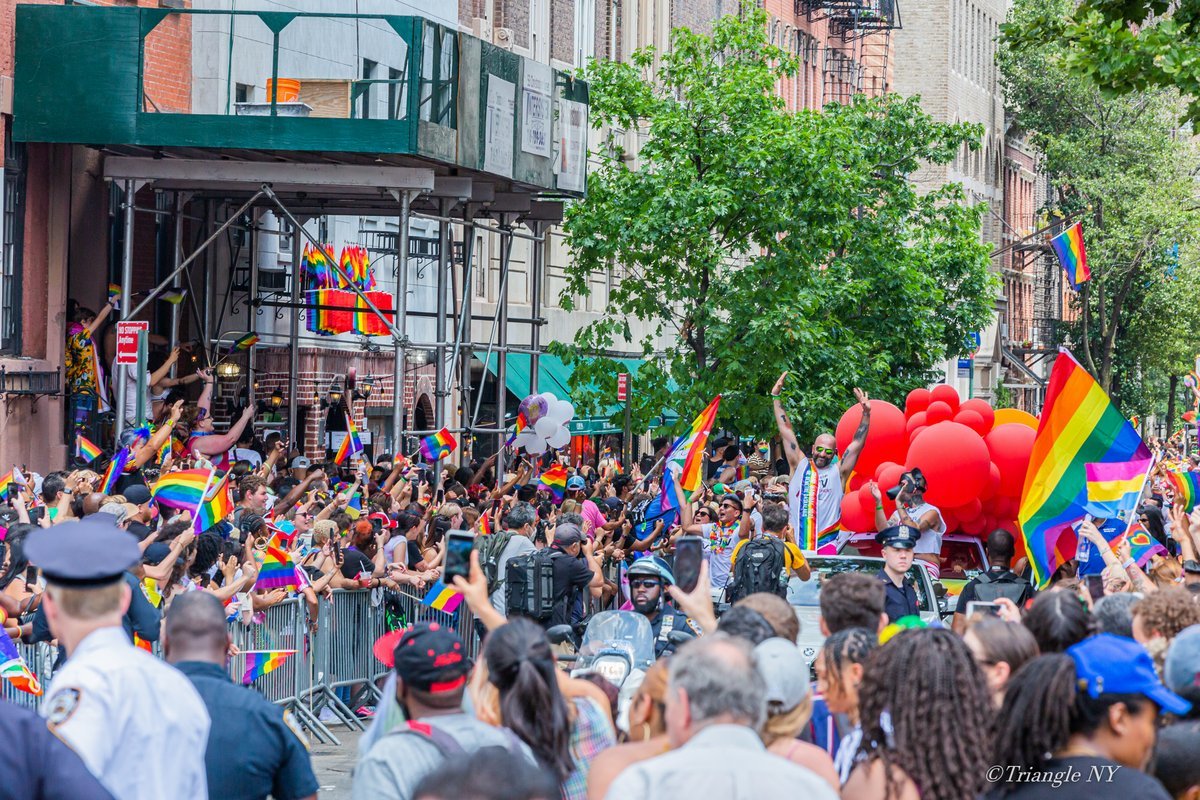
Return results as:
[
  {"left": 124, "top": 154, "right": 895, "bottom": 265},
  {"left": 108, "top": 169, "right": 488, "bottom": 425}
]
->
[
  {"left": 434, "top": 197, "right": 451, "bottom": 484},
  {"left": 394, "top": 191, "right": 412, "bottom": 457},
  {"left": 169, "top": 192, "right": 183, "bottom": 375},
  {"left": 496, "top": 223, "right": 514, "bottom": 483},
  {"left": 529, "top": 221, "right": 544, "bottom": 396},
  {"left": 457, "top": 215, "right": 475, "bottom": 460},
  {"left": 288, "top": 215, "right": 303, "bottom": 446},
  {"left": 114, "top": 179, "right": 136, "bottom": 442}
]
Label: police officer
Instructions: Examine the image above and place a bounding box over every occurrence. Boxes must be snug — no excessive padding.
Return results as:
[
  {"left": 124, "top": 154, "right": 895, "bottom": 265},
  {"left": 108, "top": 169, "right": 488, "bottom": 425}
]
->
[
  {"left": 627, "top": 556, "right": 702, "bottom": 657},
  {"left": 0, "top": 697, "right": 114, "bottom": 800},
  {"left": 163, "top": 592, "right": 319, "bottom": 800},
  {"left": 25, "top": 518, "right": 210, "bottom": 800},
  {"left": 876, "top": 524, "right": 920, "bottom": 623}
]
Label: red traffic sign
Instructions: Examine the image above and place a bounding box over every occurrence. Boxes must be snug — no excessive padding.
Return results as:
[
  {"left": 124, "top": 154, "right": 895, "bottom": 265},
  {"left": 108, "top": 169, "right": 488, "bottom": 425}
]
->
[
  {"left": 115, "top": 320, "right": 149, "bottom": 365},
  {"left": 617, "top": 373, "right": 629, "bottom": 402}
]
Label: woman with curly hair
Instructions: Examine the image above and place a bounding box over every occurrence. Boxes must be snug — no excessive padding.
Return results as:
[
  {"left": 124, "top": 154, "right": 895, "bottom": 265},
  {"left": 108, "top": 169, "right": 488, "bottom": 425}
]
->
[
  {"left": 842, "top": 627, "right": 992, "bottom": 800},
  {"left": 1132, "top": 587, "right": 1200, "bottom": 670}
]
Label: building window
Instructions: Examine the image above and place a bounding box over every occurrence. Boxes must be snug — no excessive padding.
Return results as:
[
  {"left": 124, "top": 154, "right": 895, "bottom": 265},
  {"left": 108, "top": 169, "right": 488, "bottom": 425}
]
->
[
  {"left": 419, "top": 25, "right": 457, "bottom": 126},
  {"left": 359, "top": 59, "right": 377, "bottom": 119},
  {"left": 0, "top": 137, "right": 25, "bottom": 355},
  {"left": 235, "top": 83, "right": 252, "bottom": 104},
  {"left": 387, "top": 67, "right": 407, "bottom": 121},
  {"left": 575, "top": 0, "right": 596, "bottom": 67}
]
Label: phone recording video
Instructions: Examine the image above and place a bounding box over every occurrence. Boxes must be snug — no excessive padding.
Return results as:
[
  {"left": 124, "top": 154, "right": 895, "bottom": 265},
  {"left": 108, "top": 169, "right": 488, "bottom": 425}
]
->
[
  {"left": 673, "top": 535, "right": 704, "bottom": 594},
  {"left": 444, "top": 530, "right": 475, "bottom": 583}
]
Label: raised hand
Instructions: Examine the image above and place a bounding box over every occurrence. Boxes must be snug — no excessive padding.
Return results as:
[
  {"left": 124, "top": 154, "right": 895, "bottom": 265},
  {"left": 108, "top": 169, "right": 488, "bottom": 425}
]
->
[{"left": 772, "top": 372, "right": 788, "bottom": 397}]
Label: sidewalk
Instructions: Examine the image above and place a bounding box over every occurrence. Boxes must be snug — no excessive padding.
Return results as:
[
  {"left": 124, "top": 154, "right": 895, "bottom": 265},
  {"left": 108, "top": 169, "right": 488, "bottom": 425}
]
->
[{"left": 311, "top": 727, "right": 363, "bottom": 800}]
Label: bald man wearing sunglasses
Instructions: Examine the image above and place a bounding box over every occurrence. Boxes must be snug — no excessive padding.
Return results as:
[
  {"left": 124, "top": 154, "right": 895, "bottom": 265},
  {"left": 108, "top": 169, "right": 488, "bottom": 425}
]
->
[{"left": 772, "top": 372, "right": 870, "bottom": 555}]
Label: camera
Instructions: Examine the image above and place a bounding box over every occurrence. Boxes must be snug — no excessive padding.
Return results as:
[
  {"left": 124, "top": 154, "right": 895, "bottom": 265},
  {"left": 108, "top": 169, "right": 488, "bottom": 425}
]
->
[{"left": 886, "top": 468, "right": 926, "bottom": 500}]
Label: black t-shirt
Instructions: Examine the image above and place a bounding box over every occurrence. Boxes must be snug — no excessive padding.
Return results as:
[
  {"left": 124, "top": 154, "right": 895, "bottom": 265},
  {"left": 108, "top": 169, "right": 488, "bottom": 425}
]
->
[
  {"left": 957, "top": 566, "right": 1035, "bottom": 612},
  {"left": 405, "top": 539, "right": 424, "bottom": 570},
  {"left": 340, "top": 548, "right": 375, "bottom": 580},
  {"left": 984, "top": 756, "right": 1172, "bottom": 800},
  {"left": 550, "top": 548, "right": 594, "bottom": 627},
  {"left": 126, "top": 520, "right": 153, "bottom": 543}
]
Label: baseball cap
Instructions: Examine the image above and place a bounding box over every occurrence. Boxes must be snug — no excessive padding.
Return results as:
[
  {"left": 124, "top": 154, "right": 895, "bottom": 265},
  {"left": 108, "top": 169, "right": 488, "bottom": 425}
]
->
[
  {"left": 1184, "top": 560, "right": 1200, "bottom": 576},
  {"left": 602, "top": 497, "right": 624, "bottom": 512},
  {"left": 554, "top": 523, "right": 585, "bottom": 548},
  {"left": 391, "top": 621, "right": 472, "bottom": 693},
  {"left": 123, "top": 485, "right": 152, "bottom": 505},
  {"left": 567, "top": 476, "right": 586, "bottom": 491},
  {"left": 755, "top": 638, "right": 810, "bottom": 712},
  {"left": 97, "top": 502, "right": 129, "bottom": 524},
  {"left": 369, "top": 512, "right": 397, "bottom": 530},
  {"left": 1164, "top": 625, "right": 1200, "bottom": 702},
  {"left": 290, "top": 456, "right": 312, "bottom": 470},
  {"left": 1069, "top": 633, "right": 1191, "bottom": 716}
]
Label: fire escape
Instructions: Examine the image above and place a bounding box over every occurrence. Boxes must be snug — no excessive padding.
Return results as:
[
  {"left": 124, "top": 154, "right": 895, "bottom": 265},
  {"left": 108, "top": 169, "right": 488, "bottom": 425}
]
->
[{"left": 796, "top": 0, "right": 901, "bottom": 104}]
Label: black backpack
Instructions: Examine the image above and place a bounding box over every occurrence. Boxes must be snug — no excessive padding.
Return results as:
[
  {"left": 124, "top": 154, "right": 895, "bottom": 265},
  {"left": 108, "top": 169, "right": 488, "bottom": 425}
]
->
[
  {"left": 477, "top": 531, "right": 517, "bottom": 595},
  {"left": 971, "top": 570, "right": 1029, "bottom": 604},
  {"left": 727, "top": 536, "right": 788, "bottom": 603},
  {"left": 505, "top": 549, "right": 560, "bottom": 622}
]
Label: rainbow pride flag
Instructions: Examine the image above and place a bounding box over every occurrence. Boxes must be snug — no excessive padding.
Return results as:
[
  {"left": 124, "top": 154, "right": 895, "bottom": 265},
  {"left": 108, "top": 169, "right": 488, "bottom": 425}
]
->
[
  {"left": 421, "top": 579, "right": 463, "bottom": 614},
  {"left": 1050, "top": 222, "right": 1090, "bottom": 290},
  {"left": 666, "top": 395, "right": 721, "bottom": 493},
  {"left": 254, "top": 543, "right": 298, "bottom": 592},
  {"left": 194, "top": 471, "right": 233, "bottom": 534},
  {"left": 151, "top": 469, "right": 210, "bottom": 510},
  {"left": 1018, "top": 350, "right": 1149, "bottom": 589},
  {"left": 505, "top": 410, "right": 530, "bottom": 447},
  {"left": 0, "top": 471, "right": 13, "bottom": 502},
  {"left": 420, "top": 427, "right": 457, "bottom": 462},
  {"left": 335, "top": 413, "right": 364, "bottom": 465},
  {"left": 107, "top": 283, "right": 121, "bottom": 308},
  {"left": 1083, "top": 457, "right": 1153, "bottom": 519},
  {"left": 1125, "top": 523, "right": 1167, "bottom": 568},
  {"left": 100, "top": 448, "right": 132, "bottom": 494},
  {"left": 538, "top": 464, "right": 569, "bottom": 504},
  {"left": 227, "top": 332, "right": 259, "bottom": 353},
  {"left": 0, "top": 632, "right": 41, "bottom": 696},
  {"left": 76, "top": 434, "right": 103, "bottom": 464},
  {"left": 1166, "top": 470, "right": 1200, "bottom": 512},
  {"left": 241, "top": 650, "right": 296, "bottom": 685},
  {"left": 480, "top": 510, "right": 494, "bottom": 535}
]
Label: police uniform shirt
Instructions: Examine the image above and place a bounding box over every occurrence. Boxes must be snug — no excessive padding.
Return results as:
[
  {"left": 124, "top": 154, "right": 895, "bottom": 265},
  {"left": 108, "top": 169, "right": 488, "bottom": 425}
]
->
[
  {"left": 878, "top": 570, "right": 920, "bottom": 623},
  {"left": 174, "top": 660, "right": 319, "bottom": 800},
  {"left": 650, "top": 604, "right": 702, "bottom": 657},
  {"left": 41, "top": 626, "right": 210, "bottom": 800},
  {"left": 0, "top": 697, "right": 115, "bottom": 800}
]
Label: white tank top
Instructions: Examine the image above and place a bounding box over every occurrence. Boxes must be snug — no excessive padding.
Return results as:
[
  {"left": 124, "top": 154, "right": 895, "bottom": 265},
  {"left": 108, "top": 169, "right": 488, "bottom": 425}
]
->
[
  {"left": 889, "top": 501, "right": 947, "bottom": 554},
  {"left": 788, "top": 461, "right": 844, "bottom": 543}
]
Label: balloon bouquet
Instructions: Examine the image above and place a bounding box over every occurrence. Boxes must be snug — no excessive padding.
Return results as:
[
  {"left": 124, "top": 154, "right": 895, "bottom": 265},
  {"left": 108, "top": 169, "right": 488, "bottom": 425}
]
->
[
  {"left": 832, "top": 384, "right": 1040, "bottom": 555},
  {"left": 509, "top": 392, "right": 576, "bottom": 455}
]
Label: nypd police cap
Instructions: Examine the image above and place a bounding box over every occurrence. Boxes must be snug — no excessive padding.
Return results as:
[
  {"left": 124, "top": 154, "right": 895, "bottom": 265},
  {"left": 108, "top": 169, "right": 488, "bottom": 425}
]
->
[
  {"left": 25, "top": 518, "right": 140, "bottom": 588},
  {"left": 875, "top": 525, "right": 919, "bottom": 550}
]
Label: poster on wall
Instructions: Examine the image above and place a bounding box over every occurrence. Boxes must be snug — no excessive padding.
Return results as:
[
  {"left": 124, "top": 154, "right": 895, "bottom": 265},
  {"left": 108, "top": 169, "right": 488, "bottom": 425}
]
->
[
  {"left": 521, "top": 62, "right": 553, "bottom": 158},
  {"left": 556, "top": 97, "right": 588, "bottom": 193},
  {"left": 483, "top": 77, "right": 516, "bottom": 178}
]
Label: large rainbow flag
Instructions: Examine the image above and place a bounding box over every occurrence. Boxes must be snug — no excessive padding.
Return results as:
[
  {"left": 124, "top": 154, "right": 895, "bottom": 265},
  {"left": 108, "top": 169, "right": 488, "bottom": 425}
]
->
[
  {"left": 0, "top": 632, "right": 41, "bottom": 696},
  {"left": 241, "top": 650, "right": 295, "bottom": 685},
  {"left": 194, "top": 470, "right": 233, "bottom": 534},
  {"left": 334, "top": 413, "right": 364, "bottom": 465},
  {"left": 665, "top": 396, "right": 721, "bottom": 493},
  {"left": 1166, "top": 470, "right": 1200, "bottom": 512},
  {"left": 151, "top": 469, "right": 210, "bottom": 510},
  {"left": 1018, "top": 350, "right": 1149, "bottom": 589},
  {"left": 1049, "top": 222, "right": 1090, "bottom": 290}
]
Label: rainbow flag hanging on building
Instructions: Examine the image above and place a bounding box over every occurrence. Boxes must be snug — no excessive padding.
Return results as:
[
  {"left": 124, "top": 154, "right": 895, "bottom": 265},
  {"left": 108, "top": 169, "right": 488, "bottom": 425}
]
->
[
  {"left": 227, "top": 332, "right": 259, "bottom": 353},
  {"left": 1018, "top": 350, "right": 1149, "bottom": 589},
  {"left": 334, "top": 413, "right": 364, "bottom": 465},
  {"left": 76, "top": 434, "right": 103, "bottom": 464},
  {"left": 421, "top": 579, "right": 463, "bottom": 613},
  {"left": 241, "top": 650, "right": 296, "bottom": 685},
  {"left": 1049, "top": 222, "right": 1090, "bottom": 290},
  {"left": 538, "top": 464, "right": 569, "bottom": 504},
  {"left": 100, "top": 448, "right": 132, "bottom": 494},
  {"left": 419, "top": 427, "right": 457, "bottom": 462},
  {"left": 194, "top": 471, "right": 233, "bottom": 534},
  {"left": 254, "top": 543, "right": 298, "bottom": 592},
  {"left": 1166, "top": 470, "right": 1200, "bottom": 512},
  {"left": 666, "top": 395, "right": 721, "bottom": 493},
  {"left": 1083, "top": 457, "right": 1153, "bottom": 519},
  {"left": 151, "top": 469, "right": 210, "bottom": 510},
  {"left": 0, "top": 632, "right": 41, "bottom": 696}
]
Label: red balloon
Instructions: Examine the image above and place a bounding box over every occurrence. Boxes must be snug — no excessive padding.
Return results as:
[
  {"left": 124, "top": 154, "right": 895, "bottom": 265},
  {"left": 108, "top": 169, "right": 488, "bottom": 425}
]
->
[
  {"left": 951, "top": 498, "right": 983, "bottom": 523},
  {"left": 848, "top": 474, "right": 867, "bottom": 492},
  {"left": 941, "top": 509, "right": 959, "bottom": 532},
  {"left": 979, "top": 463, "right": 1002, "bottom": 501},
  {"left": 985, "top": 423, "right": 1037, "bottom": 497},
  {"left": 930, "top": 384, "right": 961, "bottom": 411},
  {"left": 905, "top": 388, "right": 932, "bottom": 417},
  {"left": 954, "top": 409, "right": 988, "bottom": 436},
  {"left": 926, "top": 401, "right": 953, "bottom": 425},
  {"left": 961, "top": 516, "right": 987, "bottom": 535},
  {"left": 840, "top": 494, "right": 876, "bottom": 534},
  {"left": 835, "top": 400, "right": 907, "bottom": 478},
  {"left": 983, "top": 515, "right": 999, "bottom": 533},
  {"left": 960, "top": 398, "right": 996, "bottom": 431},
  {"left": 877, "top": 463, "right": 907, "bottom": 492},
  {"left": 905, "top": 422, "right": 990, "bottom": 508},
  {"left": 906, "top": 412, "right": 927, "bottom": 434},
  {"left": 858, "top": 478, "right": 897, "bottom": 520},
  {"left": 908, "top": 426, "right": 927, "bottom": 444},
  {"left": 991, "top": 496, "right": 1015, "bottom": 519},
  {"left": 873, "top": 461, "right": 900, "bottom": 481}
]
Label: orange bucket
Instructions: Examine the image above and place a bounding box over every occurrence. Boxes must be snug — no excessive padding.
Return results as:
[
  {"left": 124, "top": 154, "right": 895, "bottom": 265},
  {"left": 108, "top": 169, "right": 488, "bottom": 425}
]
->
[{"left": 266, "top": 78, "right": 301, "bottom": 103}]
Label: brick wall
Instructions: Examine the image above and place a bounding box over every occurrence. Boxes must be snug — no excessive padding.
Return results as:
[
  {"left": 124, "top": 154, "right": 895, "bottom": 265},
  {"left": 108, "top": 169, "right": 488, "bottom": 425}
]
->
[
  {"left": 672, "top": 0, "right": 723, "bottom": 37},
  {"left": 142, "top": 9, "right": 193, "bottom": 114},
  {"left": 499, "top": 0, "right": 532, "bottom": 49},
  {"left": 550, "top": 0, "right": 575, "bottom": 63}
]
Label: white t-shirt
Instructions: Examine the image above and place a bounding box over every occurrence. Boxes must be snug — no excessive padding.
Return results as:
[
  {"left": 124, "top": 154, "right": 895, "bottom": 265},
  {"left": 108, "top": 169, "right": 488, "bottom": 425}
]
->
[
  {"left": 489, "top": 533, "right": 536, "bottom": 615},
  {"left": 231, "top": 447, "right": 263, "bottom": 467},
  {"left": 700, "top": 522, "right": 739, "bottom": 592}
]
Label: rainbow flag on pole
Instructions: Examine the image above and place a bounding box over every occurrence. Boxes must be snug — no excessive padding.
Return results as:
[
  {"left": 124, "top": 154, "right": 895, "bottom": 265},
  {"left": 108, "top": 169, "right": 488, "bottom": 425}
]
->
[
  {"left": 1125, "top": 523, "right": 1168, "bottom": 568},
  {"left": 419, "top": 427, "right": 457, "bottom": 462},
  {"left": 538, "top": 464, "right": 569, "bottom": 504},
  {"left": 421, "top": 579, "right": 463, "bottom": 613},
  {"left": 1049, "top": 222, "right": 1090, "bottom": 290},
  {"left": 227, "top": 332, "right": 259, "bottom": 353},
  {"left": 241, "top": 650, "right": 296, "bottom": 685},
  {"left": 505, "top": 410, "right": 530, "bottom": 447},
  {"left": 194, "top": 470, "right": 233, "bottom": 534},
  {"left": 1018, "top": 350, "right": 1149, "bottom": 589},
  {"left": 0, "top": 632, "right": 41, "bottom": 696},
  {"left": 151, "top": 469, "right": 210, "bottom": 510},
  {"left": 1166, "top": 470, "right": 1200, "bottom": 512},
  {"left": 665, "top": 395, "right": 722, "bottom": 493},
  {"left": 1083, "top": 457, "right": 1153, "bottom": 519},
  {"left": 254, "top": 543, "right": 298, "bottom": 592},
  {"left": 334, "top": 413, "right": 364, "bottom": 465},
  {"left": 76, "top": 434, "right": 103, "bottom": 464}
]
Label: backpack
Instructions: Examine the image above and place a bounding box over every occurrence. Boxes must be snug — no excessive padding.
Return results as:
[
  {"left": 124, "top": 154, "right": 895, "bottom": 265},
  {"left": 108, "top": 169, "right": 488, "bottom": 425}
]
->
[
  {"left": 971, "top": 569, "right": 1029, "bottom": 604},
  {"left": 727, "top": 536, "right": 788, "bottom": 603},
  {"left": 477, "top": 531, "right": 517, "bottom": 595},
  {"left": 505, "top": 549, "right": 560, "bottom": 622},
  {"left": 393, "top": 719, "right": 526, "bottom": 761}
]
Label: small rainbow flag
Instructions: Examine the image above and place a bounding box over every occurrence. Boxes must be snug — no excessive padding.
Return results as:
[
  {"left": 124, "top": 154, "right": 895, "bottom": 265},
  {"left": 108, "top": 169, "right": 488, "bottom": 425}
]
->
[
  {"left": 227, "top": 332, "right": 259, "bottom": 353},
  {"left": 1166, "top": 470, "right": 1200, "bottom": 512},
  {"left": 1084, "top": 457, "right": 1153, "bottom": 519},
  {"left": 0, "top": 632, "right": 41, "bottom": 696},
  {"left": 505, "top": 410, "right": 530, "bottom": 447},
  {"left": 107, "top": 283, "right": 121, "bottom": 308},
  {"left": 100, "top": 448, "right": 132, "bottom": 494},
  {"left": 76, "top": 434, "right": 103, "bottom": 464},
  {"left": 241, "top": 650, "right": 296, "bottom": 685},
  {"left": 480, "top": 510, "right": 494, "bottom": 535},
  {"left": 0, "top": 470, "right": 14, "bottom": 502},
  {"left": 151, "top": 469, "right": 210, "bottom": 510},
  {"left": 254, "top": 543, "right": 298, "bottom": 592},
  {"left": 335, "top": 413, "right": 364, "bottom": 465},
  {"left": 538, "top": 464, "right": 569, "bottom": 504},
  {"left": 420, "top": 427, "right": 457, "bottom": 462},
  {"left": 133, "top": 633, "right": 153, "bottom": 652},
  {"left": 1050, "top": 222, "right": 1090, "bottom": 290},
  {"left": 421, "top": 579, "right": 463, "bottom": 614},
  {"left": 1125, "top": 523, "right": 1167, "bottom": 568},
  {"left": 160, "top": 289, "right": 186, "bottom": 305},
  {"left": 666, "top": 395, "right": 722, "bottom": 493},
  {"left": 194, "top": 470, "right": 233, "bottom": 534},
  {"left": 156, "top": 436, "right": 171, "bottom": 469}
]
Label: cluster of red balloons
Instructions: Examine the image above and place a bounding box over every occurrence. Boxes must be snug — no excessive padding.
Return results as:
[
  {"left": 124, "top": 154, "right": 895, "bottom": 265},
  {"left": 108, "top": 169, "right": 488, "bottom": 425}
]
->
[{"left": 833, "top": 385, "right": 1040, "bottom": 544}]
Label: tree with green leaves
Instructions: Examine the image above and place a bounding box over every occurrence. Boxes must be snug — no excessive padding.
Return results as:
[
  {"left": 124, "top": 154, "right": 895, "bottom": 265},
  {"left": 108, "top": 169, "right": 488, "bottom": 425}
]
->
[{"left": 556, "top": 11, "right": 996, "bottom": 443}]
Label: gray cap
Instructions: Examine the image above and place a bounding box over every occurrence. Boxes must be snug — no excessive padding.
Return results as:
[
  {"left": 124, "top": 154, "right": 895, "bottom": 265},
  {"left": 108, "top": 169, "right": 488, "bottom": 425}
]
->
[
  {"left": 754, "top": 637, "right": 810, "bottom": 712},
  {"left": 290, "top": 456, "right": 312, "bottom": 470},
  {"left": 1164, "top": 624, "right": 1200, "bottom": 699},
  {"left": 554, "top": 523, "right": 585, "bottom": 547},
  {"left": 97, "top": 502, "right": 130, "bottom": 524},
  {"left": 25, "top": 518, "right": 140, "bottom": 588}
]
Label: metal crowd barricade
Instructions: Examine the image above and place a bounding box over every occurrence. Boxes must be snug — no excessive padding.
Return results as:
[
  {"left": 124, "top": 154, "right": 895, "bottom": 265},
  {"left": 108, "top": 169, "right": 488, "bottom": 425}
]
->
[{"left": 2, "top": 640, "right": 54, "bottom": 711}]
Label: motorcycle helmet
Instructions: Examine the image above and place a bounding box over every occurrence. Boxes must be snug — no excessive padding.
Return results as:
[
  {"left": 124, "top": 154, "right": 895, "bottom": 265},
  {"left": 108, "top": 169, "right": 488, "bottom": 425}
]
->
[{"left": 627, "top": 555, "right": 675, "bottom": 586}]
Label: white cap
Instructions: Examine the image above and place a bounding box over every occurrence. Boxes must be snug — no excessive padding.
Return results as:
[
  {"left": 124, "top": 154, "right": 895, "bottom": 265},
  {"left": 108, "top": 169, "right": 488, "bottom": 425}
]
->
[{"left": 754, "top": 637, "right": 810, "bottom": 712}]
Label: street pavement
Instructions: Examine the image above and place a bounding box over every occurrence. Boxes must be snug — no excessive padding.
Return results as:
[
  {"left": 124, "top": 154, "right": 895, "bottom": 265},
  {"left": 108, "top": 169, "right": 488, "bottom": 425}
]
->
[{"left": 311, "top": 726, "right": 363, "bottom": 800}]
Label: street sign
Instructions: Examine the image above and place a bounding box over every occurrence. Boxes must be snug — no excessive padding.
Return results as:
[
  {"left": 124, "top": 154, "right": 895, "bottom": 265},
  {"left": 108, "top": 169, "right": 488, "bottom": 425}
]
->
[
  {"left": 116, "top": 320, "right": 149, "bottom": 365},
  {"left": 617, "top": 373, "right": 628, "bottom": 402}
]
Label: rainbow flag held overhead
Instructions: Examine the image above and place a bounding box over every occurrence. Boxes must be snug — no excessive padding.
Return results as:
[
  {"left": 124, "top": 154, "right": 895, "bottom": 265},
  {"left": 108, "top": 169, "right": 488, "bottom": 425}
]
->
[
  {"left": 1083, "top": 457, "right": 1153, "bottom": 519},
  {"left": 151, "top": 469, "right": 211, "bottom": 510},
  {"left": 194, "top": 470, "right": 233, "bottom": 534},
  {"left": 0, "top": 470, "right": 14, "bottom": 502},
  {"left": 538, "top": 464, "right": 569, "bottom": 504},
  {"left": 334, "top": 413, "right": 364, "bottom": 465},
  {"left": 227, "top": 332, "right": 259, "bottom": 353},
  {"left": 505, "top": 410, "right": 530, "bottom": 447},
  {"left": 76, "top": 434, "right": 103, "bottom": 464},
  {"left": 421, "top": 579, "right": 463, "bottom": 614},
  {"left": 254, "top": 543, "right": 298, "bottom": 592},
  {"left": 1166, "top": 470, "right": 1200, "bottom": 512},
  {"left": 1125, "top": 523, "right": 1167, "bottom": 568},
  {"left": 1049, "top": 222, "right": 1091, "bottom": 290},
  {"left": 666, "top": 395, "right": 722, "bottom": 493},
  {"left": 107, "top": 283, "right": 121, "bottom": 309},
  {"left": 480, "top": 510, "right": 494, "bottom": 535},
  {"left": 100, "top": 448, "right": 132, "bottom": 494},
  {"left": 0, "top": 632, "right": 41, "bottom": 696},
  {"left": 241, "top": 650, "right": 296, "bottom": 685},
  {"left": 419, "top": 427, "right": 457, "bottom": 462},
  {"left": 1018, "top": 350, "right": 1149, "bottom": 589}
]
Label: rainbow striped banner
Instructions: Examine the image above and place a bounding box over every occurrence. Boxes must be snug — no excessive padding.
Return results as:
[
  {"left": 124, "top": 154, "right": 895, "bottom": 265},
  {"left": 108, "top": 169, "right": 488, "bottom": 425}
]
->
[
  {"left": 420, "top": 427, "right": 457, "bottom": 462},
  {"left": 150, "top": 469, "right": 210, "bottom": 510},
  {"left": 100, "top": 448, "right": 132, "bottom": 494},
  {"left": 241, "top": 650, "right": 295, "bottom": 685},
  {"left": 666, "top": 395, "right": 721, "bottom": 493},
  {"left": 1166, "top": 470, "right": 1200, "bottom": 512},
  {"left": 1050, "top": 222, "right": 1090, "bottom": 290},
  {"left": 1018, "top": 350, "right": 1148, "bottom": 589},
  {"left": 421, "top": 579, "right": 463, "bottom": 614}
]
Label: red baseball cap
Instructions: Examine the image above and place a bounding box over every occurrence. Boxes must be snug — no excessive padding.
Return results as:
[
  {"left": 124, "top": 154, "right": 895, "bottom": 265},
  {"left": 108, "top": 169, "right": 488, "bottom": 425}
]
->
[{"left": 369, "top": 512, "right": 397, "bottom": 529}]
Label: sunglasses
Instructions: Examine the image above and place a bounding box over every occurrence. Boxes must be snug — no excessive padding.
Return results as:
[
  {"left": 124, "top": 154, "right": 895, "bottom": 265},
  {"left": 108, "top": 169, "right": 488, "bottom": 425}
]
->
[
  {"left": 696, "top": 511, "right": 712, "bottom": 519},
  {"left": 813, "top": 446, "right": 836, "bottom": 456},
  {"left": 629, "top": 578, "right": 663, "bottom": 589},
  {"left": 720, "top": 503, "right": 739, "bottom": 511}
]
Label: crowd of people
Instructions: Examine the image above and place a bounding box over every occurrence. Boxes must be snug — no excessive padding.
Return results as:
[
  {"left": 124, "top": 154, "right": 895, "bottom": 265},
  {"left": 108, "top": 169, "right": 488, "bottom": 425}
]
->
[{"left": 5, "top": 362, "right": 1200, "bottom": 800}]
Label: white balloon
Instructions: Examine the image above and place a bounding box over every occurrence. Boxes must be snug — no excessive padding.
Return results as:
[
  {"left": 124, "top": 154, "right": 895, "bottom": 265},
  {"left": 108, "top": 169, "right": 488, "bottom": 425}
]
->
[
  {"left": 547, "top": 426, "right": 571, "bottom": 448},
  {"left": 553, "top": 399, "right": 575, "bottom": 422},
  {"left": 542, "top": 403, "right": 568, "bottom": 426},
  {"left": 513, "top": 431, "right": 538, "bottom": 448},
  {"left": 524, "top": 438, "right": 549, "bottom": 455},
  {"left": 534, "top": 416, "right": 557, "bottom": 439},
  {"left": 539, "top": 392, "right": 559, "bottom": 405}
]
